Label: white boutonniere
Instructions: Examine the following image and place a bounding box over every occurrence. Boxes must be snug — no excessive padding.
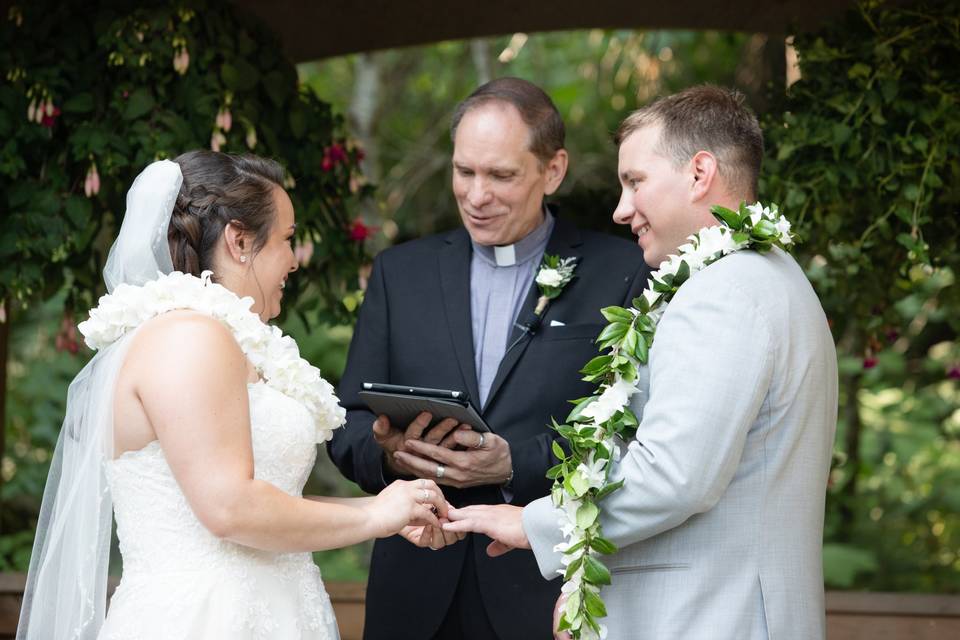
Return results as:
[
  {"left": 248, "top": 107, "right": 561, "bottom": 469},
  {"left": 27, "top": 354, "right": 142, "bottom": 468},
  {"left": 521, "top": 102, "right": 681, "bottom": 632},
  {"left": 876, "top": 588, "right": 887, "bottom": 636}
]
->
[{"left": 534, "top": 255, "right": 579, "bottom": 315}]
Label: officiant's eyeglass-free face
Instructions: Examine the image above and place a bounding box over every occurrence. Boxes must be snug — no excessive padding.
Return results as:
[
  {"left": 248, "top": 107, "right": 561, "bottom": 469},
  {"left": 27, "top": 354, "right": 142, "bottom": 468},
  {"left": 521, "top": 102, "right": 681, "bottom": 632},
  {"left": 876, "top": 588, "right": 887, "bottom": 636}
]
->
[
  {"left": 452, "top": 102, "right": 567, "bottom": 246},
  {"left": 237, "top": 186, "right": 298, "bottom": 321}
]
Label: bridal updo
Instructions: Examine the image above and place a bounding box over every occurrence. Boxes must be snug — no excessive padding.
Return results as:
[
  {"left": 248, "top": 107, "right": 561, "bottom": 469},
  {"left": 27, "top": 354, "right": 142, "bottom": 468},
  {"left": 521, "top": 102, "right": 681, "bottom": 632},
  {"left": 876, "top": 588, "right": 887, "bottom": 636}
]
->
[{"left": 168, "top": 150, "right": 285, "bottom": 276}]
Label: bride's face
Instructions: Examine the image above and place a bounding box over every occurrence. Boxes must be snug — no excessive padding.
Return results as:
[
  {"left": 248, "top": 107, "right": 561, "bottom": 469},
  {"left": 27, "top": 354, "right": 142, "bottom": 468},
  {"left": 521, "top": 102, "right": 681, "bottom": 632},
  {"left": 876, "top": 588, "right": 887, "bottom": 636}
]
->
[{"left": 243, "top": 187, "right": 298, "bottom": 321}]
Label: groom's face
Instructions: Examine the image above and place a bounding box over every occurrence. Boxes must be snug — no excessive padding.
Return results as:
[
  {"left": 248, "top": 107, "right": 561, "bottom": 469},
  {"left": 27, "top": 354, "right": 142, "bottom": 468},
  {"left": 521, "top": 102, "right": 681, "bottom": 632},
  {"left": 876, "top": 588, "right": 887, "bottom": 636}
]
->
[
  {"left": 451, "top": 102, "right": 565, "bottom": 246},
  {"left": 612, "top": 124, "right": 707, "bottom": 267}
]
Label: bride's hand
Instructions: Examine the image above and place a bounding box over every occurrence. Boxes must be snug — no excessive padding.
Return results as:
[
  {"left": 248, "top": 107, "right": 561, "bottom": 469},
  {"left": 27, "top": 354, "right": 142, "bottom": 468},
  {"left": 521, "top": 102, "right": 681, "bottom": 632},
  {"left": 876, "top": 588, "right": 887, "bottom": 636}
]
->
[
  {"left": 365, "top": 479, "right": 448, "bottom": 538},
  {"left": 399, "top": 516, "right": 465, "bottom": 550}
]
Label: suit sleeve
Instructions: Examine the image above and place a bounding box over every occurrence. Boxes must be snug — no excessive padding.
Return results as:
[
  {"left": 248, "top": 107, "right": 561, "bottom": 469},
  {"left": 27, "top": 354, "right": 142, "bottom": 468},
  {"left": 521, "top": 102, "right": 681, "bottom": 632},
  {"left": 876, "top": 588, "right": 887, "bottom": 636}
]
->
[
  {"left": 507, "top": 260, "right": 651, "bottom": 507},
  {"left": 327, "top": 254, "right": 394, "bottom": 494},
  {"left": 526, "top": 266, "right": 774, "bottom": 578}
]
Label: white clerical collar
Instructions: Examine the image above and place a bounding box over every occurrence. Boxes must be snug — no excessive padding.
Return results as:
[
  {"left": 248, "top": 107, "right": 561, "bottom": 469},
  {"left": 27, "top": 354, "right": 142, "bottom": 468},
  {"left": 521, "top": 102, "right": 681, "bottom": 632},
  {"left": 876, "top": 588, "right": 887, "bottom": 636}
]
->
[
  {"left": 472, "top": 209, "right": 555, "bottom": 268},
  {"left": 493, "top": 245, "right": 516, "bottom": 267}
]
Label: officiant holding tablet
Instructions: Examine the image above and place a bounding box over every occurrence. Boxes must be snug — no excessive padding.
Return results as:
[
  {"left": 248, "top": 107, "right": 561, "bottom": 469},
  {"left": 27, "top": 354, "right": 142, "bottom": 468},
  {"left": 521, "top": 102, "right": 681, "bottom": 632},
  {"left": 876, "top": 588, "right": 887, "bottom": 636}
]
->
[{"left": 328, "top": 77, "right": 649, "bottom": 640}]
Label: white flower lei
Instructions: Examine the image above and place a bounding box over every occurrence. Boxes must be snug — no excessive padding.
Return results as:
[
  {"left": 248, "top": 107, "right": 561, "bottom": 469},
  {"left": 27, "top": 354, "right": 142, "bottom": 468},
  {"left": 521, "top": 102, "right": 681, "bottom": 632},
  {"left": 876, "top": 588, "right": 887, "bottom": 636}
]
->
[
  {"left": 78, "top": 271, "right": 346, "bottom": 442},
  {"left": 550, "top": 202, "right": 794, "bottom": 639}
]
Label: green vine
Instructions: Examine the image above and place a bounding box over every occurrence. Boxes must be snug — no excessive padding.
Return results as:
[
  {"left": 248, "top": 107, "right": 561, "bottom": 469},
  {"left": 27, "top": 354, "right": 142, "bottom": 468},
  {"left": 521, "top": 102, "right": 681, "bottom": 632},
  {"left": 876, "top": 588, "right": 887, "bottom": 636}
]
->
[{"left": 0, "top": 0, "right": 372, "bottom": 328}]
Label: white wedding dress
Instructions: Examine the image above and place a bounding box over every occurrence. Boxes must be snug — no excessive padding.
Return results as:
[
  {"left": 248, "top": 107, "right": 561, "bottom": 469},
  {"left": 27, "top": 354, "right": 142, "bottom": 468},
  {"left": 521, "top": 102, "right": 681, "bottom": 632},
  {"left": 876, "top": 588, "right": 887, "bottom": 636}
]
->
[{"left": 98, "top": 380, "right": 340, "bottom": 640}]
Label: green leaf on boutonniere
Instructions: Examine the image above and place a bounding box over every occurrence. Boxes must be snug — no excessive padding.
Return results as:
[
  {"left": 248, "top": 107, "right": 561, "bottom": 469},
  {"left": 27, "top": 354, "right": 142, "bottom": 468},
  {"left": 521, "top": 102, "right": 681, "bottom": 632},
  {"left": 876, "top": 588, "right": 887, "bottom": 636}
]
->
[
  {"left": 546, "top": 463, "right": 563, "bottom": 479},
  {"left": 632, "top": 295, "right": 650, "bottom": 313}
]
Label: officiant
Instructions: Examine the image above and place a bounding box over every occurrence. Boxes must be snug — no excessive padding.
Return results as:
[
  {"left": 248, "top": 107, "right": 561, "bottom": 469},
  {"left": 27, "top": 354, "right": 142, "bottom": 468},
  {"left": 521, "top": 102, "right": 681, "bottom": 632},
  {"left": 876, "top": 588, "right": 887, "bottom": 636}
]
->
[{"left": 328, "top": 77, "right": 649, "bottom": 640}]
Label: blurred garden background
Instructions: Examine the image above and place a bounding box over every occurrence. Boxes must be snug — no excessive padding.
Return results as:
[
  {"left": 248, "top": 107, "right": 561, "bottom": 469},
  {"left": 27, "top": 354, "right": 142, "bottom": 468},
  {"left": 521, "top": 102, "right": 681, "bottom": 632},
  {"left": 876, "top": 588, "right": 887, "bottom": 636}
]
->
[{"left": 1, "top": 0, "right": 958, "bottom": 601}]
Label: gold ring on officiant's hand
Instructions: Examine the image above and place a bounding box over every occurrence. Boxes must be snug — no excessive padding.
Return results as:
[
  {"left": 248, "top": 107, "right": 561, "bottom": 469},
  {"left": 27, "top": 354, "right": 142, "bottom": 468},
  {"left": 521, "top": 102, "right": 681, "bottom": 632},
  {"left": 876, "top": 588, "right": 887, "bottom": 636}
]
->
[
  {"left": 436, "top": 464, "right": 445, "bottom": 479},
  {"left": 473, "top": 433, "right": 485, "bottom": 449}
]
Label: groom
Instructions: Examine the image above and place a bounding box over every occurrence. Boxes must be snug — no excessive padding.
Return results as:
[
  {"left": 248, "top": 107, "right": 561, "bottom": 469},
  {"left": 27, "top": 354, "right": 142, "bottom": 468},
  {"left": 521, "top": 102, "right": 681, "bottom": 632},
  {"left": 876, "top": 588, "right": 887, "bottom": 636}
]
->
[{"left": 445, "top": 85, "right": 838, "bottom": 639}]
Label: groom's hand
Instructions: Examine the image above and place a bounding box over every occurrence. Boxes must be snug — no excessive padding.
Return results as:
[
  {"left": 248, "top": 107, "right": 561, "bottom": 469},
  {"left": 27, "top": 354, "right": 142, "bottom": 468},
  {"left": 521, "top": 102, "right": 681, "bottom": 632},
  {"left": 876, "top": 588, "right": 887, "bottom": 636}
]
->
[
  {"left": 442, "top": 504, "right": 529, "bottom": 555},
  {"left": 372, "top": 412, "right": 460, "bottom": 476},
  {"left": 395, "top": 429, "right": 512, "bottom": 489}
]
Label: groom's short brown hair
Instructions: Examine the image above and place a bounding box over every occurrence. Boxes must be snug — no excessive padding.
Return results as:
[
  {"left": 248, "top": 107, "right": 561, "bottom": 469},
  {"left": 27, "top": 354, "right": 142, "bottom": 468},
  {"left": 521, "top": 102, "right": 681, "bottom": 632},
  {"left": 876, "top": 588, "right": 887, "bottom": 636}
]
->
[{"left": 616, "top": 85, "right": 763, "bottom": 200}]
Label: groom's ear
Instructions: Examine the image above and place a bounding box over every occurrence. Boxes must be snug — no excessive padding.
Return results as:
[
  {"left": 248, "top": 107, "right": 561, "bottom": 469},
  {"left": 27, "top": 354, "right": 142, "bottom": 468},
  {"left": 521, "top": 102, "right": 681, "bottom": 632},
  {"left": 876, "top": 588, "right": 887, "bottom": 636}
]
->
[{"left": 689, "top": 150, "right": 718, "bottom": 203}]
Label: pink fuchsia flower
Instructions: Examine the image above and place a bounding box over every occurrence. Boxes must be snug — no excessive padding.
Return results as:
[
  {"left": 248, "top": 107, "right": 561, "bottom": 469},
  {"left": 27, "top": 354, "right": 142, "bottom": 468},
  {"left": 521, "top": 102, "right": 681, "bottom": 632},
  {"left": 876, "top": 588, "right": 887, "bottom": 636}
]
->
[
  {"left": 862, "top": 356, "right": 878, "bottom": 370},
  {"left": 210, "top": 130, "right": 226, "bottom": 152},
  {"left": 55, "top": 311, "right": 79, "bottom": 354},
  {"left": 293, "top": 239, "right": 314, "bottom": 267},
  {"left": 348, "top": 218, "right": 376, "bottom": 242},
  {"left": 321, "top": 155, "right": 333, "bottom": 171},
  {"left": 173, "top": 48, "right": 190, "bottom": 75},
  {"left": 84, "top": 163, "right": 101, "bottom": 197},
  {"left": 216, "top": 107, "right": 232, "bottom": 132},
  {"left": 947, "top": 364, "right": 960, "bottom": 380}
]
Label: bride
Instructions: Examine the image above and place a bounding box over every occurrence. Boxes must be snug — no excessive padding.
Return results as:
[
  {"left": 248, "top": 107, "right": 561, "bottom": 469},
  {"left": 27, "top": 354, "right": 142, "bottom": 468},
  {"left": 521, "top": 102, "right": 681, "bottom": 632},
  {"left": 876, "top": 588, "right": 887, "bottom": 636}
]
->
[{"left": 17, "top": 151, "right": 458, "bottom": 640}]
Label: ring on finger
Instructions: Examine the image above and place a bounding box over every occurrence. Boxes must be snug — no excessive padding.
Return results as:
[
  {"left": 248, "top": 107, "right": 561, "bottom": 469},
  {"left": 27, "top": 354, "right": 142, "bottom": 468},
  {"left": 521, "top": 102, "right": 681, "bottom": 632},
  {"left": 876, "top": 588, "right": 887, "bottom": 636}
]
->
[
  {"left": 436, "top": 464, "right": 445, "bottom": 479},
  {"left": 473, "top": 432, "right": 485, "bottom": 449},
  {"left": 419, "top": 489, "right": 429, "bottom": 501}
]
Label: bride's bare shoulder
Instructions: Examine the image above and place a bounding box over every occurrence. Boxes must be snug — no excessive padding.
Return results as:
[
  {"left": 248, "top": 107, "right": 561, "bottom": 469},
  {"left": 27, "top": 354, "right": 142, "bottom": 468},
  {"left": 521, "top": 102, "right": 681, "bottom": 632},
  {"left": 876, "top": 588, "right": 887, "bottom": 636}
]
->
[{"left": 124, "top": 310, "right": 246, "bottom": 379}]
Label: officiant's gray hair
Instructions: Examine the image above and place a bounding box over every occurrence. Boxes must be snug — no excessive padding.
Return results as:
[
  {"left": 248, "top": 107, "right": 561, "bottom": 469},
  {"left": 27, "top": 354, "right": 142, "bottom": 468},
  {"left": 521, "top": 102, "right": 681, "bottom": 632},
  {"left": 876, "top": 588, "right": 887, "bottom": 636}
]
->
[
  {"left": 616, "top": 85, "right": 763, "bottom": 200},
  {"left": 451, "top": 77, "right": 565, "bottom": 168}
]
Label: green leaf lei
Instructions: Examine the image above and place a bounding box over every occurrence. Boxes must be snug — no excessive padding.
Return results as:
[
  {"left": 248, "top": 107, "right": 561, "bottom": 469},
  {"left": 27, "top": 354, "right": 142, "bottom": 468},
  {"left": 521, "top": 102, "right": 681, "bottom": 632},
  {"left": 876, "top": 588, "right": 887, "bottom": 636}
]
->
[{"left": 549, "top": 202, "right": 796, "bottom": 639}]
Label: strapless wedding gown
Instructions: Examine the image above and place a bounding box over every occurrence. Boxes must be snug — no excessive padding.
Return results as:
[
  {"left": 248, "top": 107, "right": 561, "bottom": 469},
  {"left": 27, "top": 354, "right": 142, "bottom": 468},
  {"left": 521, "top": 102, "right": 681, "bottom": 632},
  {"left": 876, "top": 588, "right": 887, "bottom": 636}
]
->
[{"left": 98, "top": 381, "right": 339, "bottom": 640}]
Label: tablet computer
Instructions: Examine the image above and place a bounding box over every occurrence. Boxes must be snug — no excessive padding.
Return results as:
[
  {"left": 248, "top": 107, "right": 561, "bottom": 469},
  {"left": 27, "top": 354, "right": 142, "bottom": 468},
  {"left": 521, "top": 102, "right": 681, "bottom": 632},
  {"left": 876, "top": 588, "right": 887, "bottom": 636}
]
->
[{"left": 358, "top": 383, "right": 491, "bottom": 433}]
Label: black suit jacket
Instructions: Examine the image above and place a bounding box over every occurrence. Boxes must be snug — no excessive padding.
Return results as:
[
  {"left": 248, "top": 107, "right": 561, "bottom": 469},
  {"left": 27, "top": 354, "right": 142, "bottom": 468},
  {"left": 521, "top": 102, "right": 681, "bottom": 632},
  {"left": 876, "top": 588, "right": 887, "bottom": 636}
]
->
[{"left": 328, "top": 216, "right": 648, "bottom": 639}]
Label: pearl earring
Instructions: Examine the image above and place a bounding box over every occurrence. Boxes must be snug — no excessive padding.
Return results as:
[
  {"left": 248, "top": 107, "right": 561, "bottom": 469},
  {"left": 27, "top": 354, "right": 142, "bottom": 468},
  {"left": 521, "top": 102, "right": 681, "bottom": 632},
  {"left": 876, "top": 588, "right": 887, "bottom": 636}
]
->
[{"left": 240, "top": 255, "right": 247, "bottom": 263}]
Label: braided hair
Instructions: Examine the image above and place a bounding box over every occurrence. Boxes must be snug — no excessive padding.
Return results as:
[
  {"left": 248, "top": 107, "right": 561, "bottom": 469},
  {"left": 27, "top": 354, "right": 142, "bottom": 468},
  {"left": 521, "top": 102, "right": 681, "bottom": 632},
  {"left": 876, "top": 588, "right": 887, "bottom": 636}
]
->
[{"left": 168, "top": 150, "right": 285, "bottom": 276}]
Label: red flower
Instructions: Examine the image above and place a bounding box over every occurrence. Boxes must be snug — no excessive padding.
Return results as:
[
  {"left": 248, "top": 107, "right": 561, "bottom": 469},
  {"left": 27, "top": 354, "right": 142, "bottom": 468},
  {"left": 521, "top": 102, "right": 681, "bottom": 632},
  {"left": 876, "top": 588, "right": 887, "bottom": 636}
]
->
[
  {"left": 41, "top": 105, "right": 61, "bottom": 128},
  {"left": 328, "top": 143, "right": 347, "bottom": 163},
  {"left": 948, "top": 365, "right": 960, "bottom": 380},
  {"left": 355, "top": 147, "right": 365, "bottom": 162},
  {"left": 862, "top": 356, "right": 878, "bottom": 370},
  {"left": 321, "top": 155, "right": 334, "bottom": 171},
  {"left": 349, "top": 219, "right": 375, "bottom": 242}
]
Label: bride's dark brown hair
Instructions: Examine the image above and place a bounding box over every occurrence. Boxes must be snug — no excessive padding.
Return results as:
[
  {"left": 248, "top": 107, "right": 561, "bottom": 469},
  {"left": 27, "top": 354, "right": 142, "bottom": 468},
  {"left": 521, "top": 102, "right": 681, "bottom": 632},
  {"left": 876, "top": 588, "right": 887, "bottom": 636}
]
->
[{"left": 168, "top": 150, "right": 286, "bottom": 276}]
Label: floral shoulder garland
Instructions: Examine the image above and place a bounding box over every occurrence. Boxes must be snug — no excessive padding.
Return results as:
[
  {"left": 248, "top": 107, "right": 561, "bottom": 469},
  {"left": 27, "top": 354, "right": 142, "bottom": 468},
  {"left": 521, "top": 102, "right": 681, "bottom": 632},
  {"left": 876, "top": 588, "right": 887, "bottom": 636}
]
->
[
  {"left": 78, "top": 271, "right": 346, "bottom": 442},
  {"left": 549, "top": 202, "right": 795, "bottom": 639}
]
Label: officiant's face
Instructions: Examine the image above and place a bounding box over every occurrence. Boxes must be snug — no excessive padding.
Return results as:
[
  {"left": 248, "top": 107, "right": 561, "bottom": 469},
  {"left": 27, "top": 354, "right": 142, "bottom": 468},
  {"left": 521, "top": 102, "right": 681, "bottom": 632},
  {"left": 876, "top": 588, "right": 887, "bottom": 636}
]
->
[
  {"left": 613, "top": 124, "right": 709, "bottom": 267},
  {"left": 452, "top": 102, "right": 565, "bottom": 246}
]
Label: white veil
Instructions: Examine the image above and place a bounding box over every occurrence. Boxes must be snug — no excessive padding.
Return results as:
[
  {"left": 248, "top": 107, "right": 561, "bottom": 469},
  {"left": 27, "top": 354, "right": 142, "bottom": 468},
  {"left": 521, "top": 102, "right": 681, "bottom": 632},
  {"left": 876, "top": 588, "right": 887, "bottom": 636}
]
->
[{"left": 17, "top": 160, "right": 184, "bottom": 639}]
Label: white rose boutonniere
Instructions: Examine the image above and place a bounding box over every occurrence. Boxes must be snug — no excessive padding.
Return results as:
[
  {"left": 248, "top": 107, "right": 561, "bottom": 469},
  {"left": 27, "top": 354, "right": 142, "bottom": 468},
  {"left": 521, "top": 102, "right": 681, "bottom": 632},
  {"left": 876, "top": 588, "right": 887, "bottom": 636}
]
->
[{"left": 534, "top": 255, "right": 578, "bottom": 315}]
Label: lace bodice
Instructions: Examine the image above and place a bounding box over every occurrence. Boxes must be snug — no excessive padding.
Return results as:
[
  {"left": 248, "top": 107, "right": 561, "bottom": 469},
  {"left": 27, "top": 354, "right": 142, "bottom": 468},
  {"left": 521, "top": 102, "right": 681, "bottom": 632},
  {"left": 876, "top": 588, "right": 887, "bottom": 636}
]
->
[{"left": 101, "top": 382, "right": 338, "bottom": 639}]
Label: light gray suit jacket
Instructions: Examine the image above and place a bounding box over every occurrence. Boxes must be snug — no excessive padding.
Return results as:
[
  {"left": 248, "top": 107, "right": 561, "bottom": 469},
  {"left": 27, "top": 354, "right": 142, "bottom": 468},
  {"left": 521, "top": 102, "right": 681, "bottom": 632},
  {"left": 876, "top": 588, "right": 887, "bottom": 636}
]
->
[{"left": 524, "top": 248, "right": 838, "bottom": 640}]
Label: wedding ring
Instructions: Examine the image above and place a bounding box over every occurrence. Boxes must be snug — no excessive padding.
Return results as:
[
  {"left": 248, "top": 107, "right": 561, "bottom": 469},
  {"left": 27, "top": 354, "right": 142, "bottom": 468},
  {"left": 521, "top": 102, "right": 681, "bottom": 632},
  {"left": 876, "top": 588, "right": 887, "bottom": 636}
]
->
[
  {"left": 420, "top": 489, "right": 429, "bottom": 501},
  {"left": 436, "top": 464, "right": 445, "bottom": 479},
  {"left": 473, "top": 433, "right": 485, "bottom": 449}
]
